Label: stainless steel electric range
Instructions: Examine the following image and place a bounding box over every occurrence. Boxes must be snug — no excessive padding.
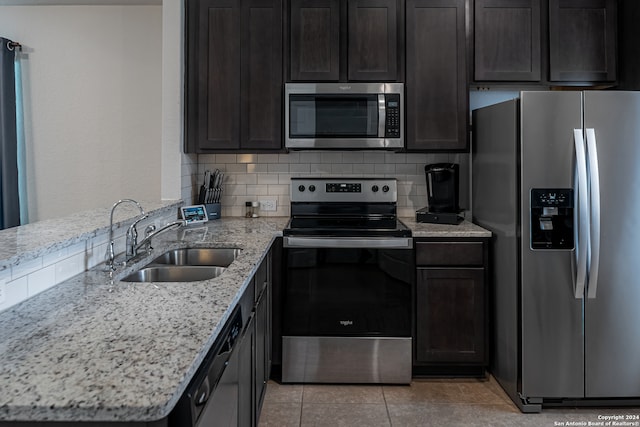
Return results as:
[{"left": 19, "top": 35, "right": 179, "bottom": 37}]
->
[{"left": 281, "top": 177, "right": 413, "bottom": 384}]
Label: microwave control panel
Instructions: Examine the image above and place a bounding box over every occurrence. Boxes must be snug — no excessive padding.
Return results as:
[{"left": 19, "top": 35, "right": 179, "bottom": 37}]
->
[{"left": 385, "top": 94, "right": 401, "bottom": 138}]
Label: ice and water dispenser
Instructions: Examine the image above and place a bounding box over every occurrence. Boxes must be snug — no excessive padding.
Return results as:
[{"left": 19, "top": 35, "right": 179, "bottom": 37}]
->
[{"left": 530, "top": 189, "right": 574, "bottom": 250}]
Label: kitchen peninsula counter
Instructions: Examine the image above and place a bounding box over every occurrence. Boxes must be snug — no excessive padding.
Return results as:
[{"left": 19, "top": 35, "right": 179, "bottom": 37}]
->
[{"left": 0, "top": 215, "right": 489, "bottom": 424}]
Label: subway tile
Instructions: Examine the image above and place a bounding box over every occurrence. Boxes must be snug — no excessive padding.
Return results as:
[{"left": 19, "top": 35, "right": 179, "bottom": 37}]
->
[
  {"left": 279, "top": 152, "right": 299, "bottom": 163},
  {"left": 237, "top": 154, "right": 258, "bottom": 163},
  {"left": 11, "top": 257, "right": 43, "bottom": 281},
  {"left": 387, "top": 152, "right": 406, "bottom": 163},
  {"left": 331, "top": 163, "right": 354, "bottom": 174},
  {"left": 374, "top": 163, "right": 396, "bottom": 174},
  {"left": 289, "top": 163, "right": 311, "bottom": 174},
  {"left": 0, "top": 276, "right": 28, "bottom": 312},
  {"left": 406, "top": 153, "right": 429, "bottom": 164},
  {"left": 268, "top": 163, "right": 290, "bottom": 173},
  {"left": 342, "top": 152, "right": 364, "bottom": 163},
  {"left": 267, "top": 184, "right": 289, "bottom": 195},
  {"left": 55, "top": 252, "right": 85, "bottom": 283},
  {"left": 230, "top": 174, "right": 258, "bottom": 185},
  {"left": 225, "top": 184, "right": 247, "bottom": 196},
  {"left": 216, "top": 154, "right": 237, "bottom": 163},
  {"left": 257, "top": 154, "right": 280, "bottom": 163},
  {"left": 27, "top": 264, "right": 56, "bottom": 297},
  {"left": 299, "top": 152, "right": 321, "bottom": 163},
  {"left": 278, "top": 174, "right": 293, "bottom": 184},
  {"left": 396, "top": 163, "right": 418, "bottom": 175},
  {"left": 310, "top": 163, "right": 332, "bottom": 174},
  {"left": 223, "top": 163, "right": 248, "bottom": 174},
  {"left": 320, "top": 152, "right": 343, "bottom": 164},
  {"left": 248, "top": 163, "right": 269, "bottom": 173},
  {"left": 247, "top": 185, "right": 269, "bottom": 196},
  {"left": 363, "top": 152, "right": 385, "bottom": 163},
  {"left": 352, "top": 163, "right": 376, "bottom": 174},
  {"left": 257, "top": 174, "right": 280, "bottom": 185}
]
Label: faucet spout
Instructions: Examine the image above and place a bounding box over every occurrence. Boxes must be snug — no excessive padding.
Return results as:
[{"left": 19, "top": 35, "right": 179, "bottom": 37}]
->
[
  {"left": 105, "top": 199, "right": 145, "bottom": 271},
  {"left": 133, "top": 220, "right": 186, "bottom": 255}
]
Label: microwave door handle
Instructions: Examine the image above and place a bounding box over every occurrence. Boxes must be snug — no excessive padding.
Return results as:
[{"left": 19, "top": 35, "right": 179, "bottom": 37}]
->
[{"left": 378, "top": 94, "right": 386, "bottom": 137}]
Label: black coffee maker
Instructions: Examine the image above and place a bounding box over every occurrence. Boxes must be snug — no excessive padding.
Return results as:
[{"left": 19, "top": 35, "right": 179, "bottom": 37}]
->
[{"left": 416, "top": 163, "right": 463, "bottom": 224}]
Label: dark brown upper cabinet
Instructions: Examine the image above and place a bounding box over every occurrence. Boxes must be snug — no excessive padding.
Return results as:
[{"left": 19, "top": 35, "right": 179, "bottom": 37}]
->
[
  {"left": 290, "top": 0, "right": 341, "bottom": 80},
  {"left": 473, "top": 0, "right": 617, "bottom": 86},
  {"left": 474, "top": 0, "right": 541, "bottom": 81},
  {"left": 548, "top": 0, "right": 617, "bottom": 83},
  {"left": 289, "top": 0, "right": 403, "bottom": 81},
  {"left": 405, "top": 0, "right": 468, "bottom": 151},
  {"left": 185, "top": 0, "right": 283, "bottom": 153}
]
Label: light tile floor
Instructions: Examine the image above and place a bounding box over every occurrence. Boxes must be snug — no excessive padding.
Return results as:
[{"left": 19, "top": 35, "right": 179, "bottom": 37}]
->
[{"left": 258, "top": 376, "right": 640, "bottom": 427}]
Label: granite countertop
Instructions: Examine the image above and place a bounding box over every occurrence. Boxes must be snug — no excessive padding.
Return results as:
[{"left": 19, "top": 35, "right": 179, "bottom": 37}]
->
[
  {"left": 401, "top": 217, "right": 492, "bottom": 238},
  {"left": 0, "top": 215, "right": 490, "bottom": 423},
  {"left": 0, "top": 200, "right": 182, "bottom": 273},
  {"left": 0, "top": 217, "right": 289, "bottom": 423}
]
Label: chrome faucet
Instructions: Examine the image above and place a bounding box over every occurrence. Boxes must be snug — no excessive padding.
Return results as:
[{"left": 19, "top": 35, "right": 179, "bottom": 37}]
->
[
  {"left": 131, "top": 220, "right": 186, "bottom": 257},
  {"left": 106, "top": 199, "right": 146, "bottom": 271}
]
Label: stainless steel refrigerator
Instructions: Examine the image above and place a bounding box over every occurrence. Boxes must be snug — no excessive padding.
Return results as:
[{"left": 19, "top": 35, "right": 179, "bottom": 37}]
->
[{"left": 472, "top": 91, "right": 640, "bottom": 412}]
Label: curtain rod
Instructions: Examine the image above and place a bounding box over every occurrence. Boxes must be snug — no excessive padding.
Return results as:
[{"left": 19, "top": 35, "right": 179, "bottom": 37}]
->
[{"left": 7, "top": 41, "right": 22, "bottom": 51}]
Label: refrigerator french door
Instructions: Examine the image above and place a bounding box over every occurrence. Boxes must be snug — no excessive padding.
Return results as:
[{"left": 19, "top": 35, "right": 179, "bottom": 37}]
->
[{"left": 472, "top": 91, "right": 640, "bottom": 412}]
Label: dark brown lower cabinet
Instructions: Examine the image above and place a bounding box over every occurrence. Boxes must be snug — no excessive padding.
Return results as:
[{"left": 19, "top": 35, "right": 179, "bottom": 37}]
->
[{"left": 414, "top": 239, "right": 489, "bottom": 376}]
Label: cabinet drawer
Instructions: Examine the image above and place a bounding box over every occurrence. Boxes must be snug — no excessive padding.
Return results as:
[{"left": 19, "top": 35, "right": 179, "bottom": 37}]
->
[{"left": 416, "top": 241, "right": 484, "bottom": 266}]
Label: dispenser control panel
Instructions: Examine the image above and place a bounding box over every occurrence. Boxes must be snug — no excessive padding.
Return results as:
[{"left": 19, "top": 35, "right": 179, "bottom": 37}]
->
[{"left": 530, "top": 188, "right": 574, "bottom": 250}]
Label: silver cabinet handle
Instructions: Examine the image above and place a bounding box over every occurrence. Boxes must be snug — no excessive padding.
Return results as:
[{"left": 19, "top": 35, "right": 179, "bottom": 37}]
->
[
  {"left": 573, "top": 129, "right": 590, "bottom": 299},
  {"left": 585, "top": 128, "right": 601, "bottom": 299}
]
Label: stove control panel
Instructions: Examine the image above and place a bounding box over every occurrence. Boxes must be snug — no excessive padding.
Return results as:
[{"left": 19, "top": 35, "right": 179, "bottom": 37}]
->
[{"left": 291, "top": 178, "right": 397, "bottom": 203}]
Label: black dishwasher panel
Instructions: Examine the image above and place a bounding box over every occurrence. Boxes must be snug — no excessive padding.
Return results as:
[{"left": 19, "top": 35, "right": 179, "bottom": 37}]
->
[{"left": 169, "top": 306, "right": 243, "bottom": 427}]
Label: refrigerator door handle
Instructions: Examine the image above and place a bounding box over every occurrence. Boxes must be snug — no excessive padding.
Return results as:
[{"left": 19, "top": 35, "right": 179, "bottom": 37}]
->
[
  {"left": 585, "top": 128, "right": 601, "bottom": 299},
  {"left": 573, "top": 129, "right": 589, "bottom": 299}
]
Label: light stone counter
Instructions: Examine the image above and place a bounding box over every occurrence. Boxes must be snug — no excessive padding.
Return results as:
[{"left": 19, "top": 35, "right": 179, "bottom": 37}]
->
[
  {"left": 0, "top": 217, "right": 288, "bottom": 423},
  {"left": 0, "top": 201, "right": 182, "bottom": 272},
  {"left": 0, "top": 214, "right": 490, "bottom": 424},
  {"left": 401, "top": 218, "right": 492, "bottom": 238}
]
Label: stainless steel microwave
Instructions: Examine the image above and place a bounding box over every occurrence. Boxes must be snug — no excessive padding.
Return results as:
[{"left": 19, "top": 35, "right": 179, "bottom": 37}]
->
[{"left": 285, "top": 83, "right": 404, "bottom": 150}]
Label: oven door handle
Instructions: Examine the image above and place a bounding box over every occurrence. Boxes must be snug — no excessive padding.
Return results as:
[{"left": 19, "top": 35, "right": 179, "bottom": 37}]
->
[{"left": 283, "top": 236, "right": 412, "bottom": 249}]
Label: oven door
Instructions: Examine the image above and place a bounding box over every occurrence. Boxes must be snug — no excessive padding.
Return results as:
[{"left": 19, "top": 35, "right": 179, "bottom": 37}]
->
[{"left": 282, "top": 237, "right": 413, "bottom": 383}]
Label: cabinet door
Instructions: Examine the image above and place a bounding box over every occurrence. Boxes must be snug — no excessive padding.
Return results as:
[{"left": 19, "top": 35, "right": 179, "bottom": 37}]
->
[
  {"left": 290, "top": 0, "right": 341, "bottom": 80},
  {"left": 185, "top": 0, "right": 282, "bottom": 152},
  {"left": 549, "top": 0, "right": 617, "bottom": 82},
  {"left": 474, "top": 0, "right": 541, "bottom": 81},
  {"left": 415, "top": 268, "right": 486, "bottom": 363},
  {"left": 241, "top": 0, "right": 283, "bottom": 150},
  {"left": 347, "top": 0, "right": 398, "bottom": 80},
  {"left": 406, "top": 0, "right": 467, "bottom": 151},
  {"left": 196, "top": 0, "right": 242, "bottom": 150}
]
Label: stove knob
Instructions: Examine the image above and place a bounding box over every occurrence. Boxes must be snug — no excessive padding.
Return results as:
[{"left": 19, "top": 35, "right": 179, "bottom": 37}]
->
[
  {"left": 371, "top": 185, "right": 379, "bottom": 193},
  {"left": 382, "top": 185, "right": 390, "bottom": 193},
  {"left": 309, "top": 185, "right": 316, "bottom": 192},
  {"left": 298, "top": 185, "right": 305, "bottom": 192}
]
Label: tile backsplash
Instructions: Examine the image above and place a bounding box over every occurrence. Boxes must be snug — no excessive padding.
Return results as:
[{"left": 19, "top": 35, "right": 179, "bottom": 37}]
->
[{"left": 196, "top": 151, "right": 469, "bottom": 218}]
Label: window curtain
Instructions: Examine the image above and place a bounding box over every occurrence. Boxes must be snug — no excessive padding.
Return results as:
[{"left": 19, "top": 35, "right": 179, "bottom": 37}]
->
[{"left": 0, "top": 37, "right": 20, "bottom": 229}]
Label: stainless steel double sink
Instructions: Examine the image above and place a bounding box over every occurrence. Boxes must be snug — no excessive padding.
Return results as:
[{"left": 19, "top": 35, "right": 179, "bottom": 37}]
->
[{"left": 122, "top": 248, "right": 242, "bottom": 282}]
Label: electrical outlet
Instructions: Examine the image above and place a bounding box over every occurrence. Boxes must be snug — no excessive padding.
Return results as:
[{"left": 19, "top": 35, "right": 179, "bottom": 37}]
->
[{"left": 259, "top": 199, "right": 277, "bottom": 212}]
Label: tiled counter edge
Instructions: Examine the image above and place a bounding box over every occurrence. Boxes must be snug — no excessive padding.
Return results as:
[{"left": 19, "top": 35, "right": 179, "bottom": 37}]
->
[{"left": 0, "top": 201, "right": 183, "bottom": 313}]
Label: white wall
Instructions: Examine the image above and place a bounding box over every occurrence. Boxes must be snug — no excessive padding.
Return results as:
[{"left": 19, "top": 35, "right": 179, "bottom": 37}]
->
[{"left": 0, "top": 4, "right": 164, "bottom": 222}]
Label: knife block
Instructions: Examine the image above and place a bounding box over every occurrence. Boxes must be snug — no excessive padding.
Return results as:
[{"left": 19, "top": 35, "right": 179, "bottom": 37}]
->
[{"left": 205, "top": 203, "right": 221, "bottom": 221}]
